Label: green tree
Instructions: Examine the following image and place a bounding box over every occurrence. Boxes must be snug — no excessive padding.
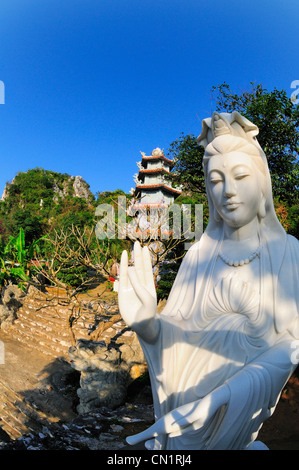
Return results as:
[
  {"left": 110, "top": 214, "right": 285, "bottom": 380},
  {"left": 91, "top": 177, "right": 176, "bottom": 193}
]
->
[
  {"left": 167, "top": 134, "right": 205, "bottom": 194},
  {"left": 169, "top": 83, "right": 299, "bottom": 208},
  {"left": 5, "top": 209, "right": 44, "bottom": 245},
  {"left": 287, "top": 203, "right": 299, "bottom": 238}
]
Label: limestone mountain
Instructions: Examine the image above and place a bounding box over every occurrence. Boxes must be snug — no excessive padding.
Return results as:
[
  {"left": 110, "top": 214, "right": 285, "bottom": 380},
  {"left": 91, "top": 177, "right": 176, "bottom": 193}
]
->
[
  {"left": 0, "top": 168, "right": 96, "bottom": 243},
  {"left": 1, "top": 168, "right": 94, "bottom": 204}
]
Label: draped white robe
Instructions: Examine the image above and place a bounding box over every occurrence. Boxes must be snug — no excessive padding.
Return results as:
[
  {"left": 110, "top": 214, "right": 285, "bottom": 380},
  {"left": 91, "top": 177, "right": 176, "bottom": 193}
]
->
[
  {"left": 126, "top": 111, "right": 299, "bottom": 450},
  {"left": 138, "top": 230, "right": 299, "bottom": 450}
]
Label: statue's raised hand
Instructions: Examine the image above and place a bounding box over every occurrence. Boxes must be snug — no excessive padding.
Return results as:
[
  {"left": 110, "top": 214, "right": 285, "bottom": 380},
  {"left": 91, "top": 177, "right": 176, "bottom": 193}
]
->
[{"left": 118, "top": 241, "right": 160, "bottom": 343}]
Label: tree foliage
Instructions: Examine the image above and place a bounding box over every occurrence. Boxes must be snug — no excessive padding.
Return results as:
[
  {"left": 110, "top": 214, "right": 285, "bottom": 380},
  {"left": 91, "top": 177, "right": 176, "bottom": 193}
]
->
[{"left": 167, "top": 134, "right": 205, "bottom": 194}]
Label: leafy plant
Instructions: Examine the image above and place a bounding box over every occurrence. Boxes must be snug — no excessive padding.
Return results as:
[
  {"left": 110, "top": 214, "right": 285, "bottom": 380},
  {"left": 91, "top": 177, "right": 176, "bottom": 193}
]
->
[{"left": 0, "top": 228, "right": 45, "bottom": 288}]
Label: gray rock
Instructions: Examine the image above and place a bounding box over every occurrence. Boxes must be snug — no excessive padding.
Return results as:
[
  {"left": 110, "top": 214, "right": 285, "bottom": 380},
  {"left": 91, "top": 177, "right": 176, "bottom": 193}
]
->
[
  {"left": 69, "top": 335, "right": 146, "bottom": 413},
  {"left": 0, "top": 284, "right": 25, "bottom": 329}
]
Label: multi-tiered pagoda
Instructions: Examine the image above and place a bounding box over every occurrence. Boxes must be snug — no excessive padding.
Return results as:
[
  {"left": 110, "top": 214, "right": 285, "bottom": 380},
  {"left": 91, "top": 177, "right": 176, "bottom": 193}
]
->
[
  {"left": 132, "top": 147, "right": 181, "bottom": 206},
  {"left": 126, "top": 147, "right": 181, "bottom": 242}
]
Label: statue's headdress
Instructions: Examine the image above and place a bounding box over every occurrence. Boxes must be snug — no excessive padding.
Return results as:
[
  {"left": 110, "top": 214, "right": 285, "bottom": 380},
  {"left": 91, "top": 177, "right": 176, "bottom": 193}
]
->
[{"left": 197, "top": 111, "right": 260, "bottom": 150}]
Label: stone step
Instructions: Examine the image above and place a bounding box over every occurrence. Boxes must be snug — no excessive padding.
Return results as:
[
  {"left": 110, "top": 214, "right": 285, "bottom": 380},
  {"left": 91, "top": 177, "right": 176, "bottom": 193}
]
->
[
  {"left": 15, "top": 314, "right": 71, "bottom": 343},
  {"left": 16, "top": 312, "right": 71, "bottom": 341},
  {"left": 0, "top": 379, "right": 57, "bottom": 440},
  {"left": 26, "top": 296, "right": 110, "bottom": 315},
  {"left": 22, "top": 297, "right": 99, "bottom": 320},
  {"left": 15, "top": 315, "right": 92, "bottom": 348},
  {"left": 0, "top": 398, "right": 39, "bottom": 439},
  {"left": 17, "top": 306, "right": 96, "bottom": 340},
  {"left": 15, "top": 310, "right": 120, "bottom": 348},
  {"left": 7, "top": 294, "right": 126, "bottom": 365},
  {"left": 0, "top": 409, "right": 28, "bottom": 439},
  {"left": 12, "top": 325, "right": 71, "bottom": 359},
  {"left": 17, "top": 306, "right": 70, "bottom": 330},
  {"left": 19, "top": 299, "right": 115, "bottom": 331}
]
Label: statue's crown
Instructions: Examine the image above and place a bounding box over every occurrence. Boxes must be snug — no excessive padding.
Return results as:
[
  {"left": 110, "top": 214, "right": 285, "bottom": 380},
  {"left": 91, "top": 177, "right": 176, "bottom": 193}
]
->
[
  {"left": 212, "top": 113, "right": 232, "bottom": 137},
  {"left": 197, "top": 111, "right": 260, "bottom": 148}
]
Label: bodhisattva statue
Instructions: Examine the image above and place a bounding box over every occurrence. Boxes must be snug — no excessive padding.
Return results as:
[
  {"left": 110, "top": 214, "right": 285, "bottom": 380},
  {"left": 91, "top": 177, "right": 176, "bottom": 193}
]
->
[{"left": 118, "top": 111, "right": 299, "bottom": 450}]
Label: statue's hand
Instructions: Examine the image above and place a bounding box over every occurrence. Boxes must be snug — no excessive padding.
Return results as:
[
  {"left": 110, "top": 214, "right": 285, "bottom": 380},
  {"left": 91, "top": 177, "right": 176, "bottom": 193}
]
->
[
  {"left": 126, "top": 384, "right": 230, "bottom": 446},
  {"left": 118, "top": 241, "right": 159, "bottom": 343}
]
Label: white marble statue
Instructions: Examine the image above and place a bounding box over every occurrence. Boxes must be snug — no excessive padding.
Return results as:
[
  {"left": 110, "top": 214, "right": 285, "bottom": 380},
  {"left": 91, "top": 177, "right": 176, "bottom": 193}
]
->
[{"left": 118, "top": 111, "right": 299, "bottom": 450}]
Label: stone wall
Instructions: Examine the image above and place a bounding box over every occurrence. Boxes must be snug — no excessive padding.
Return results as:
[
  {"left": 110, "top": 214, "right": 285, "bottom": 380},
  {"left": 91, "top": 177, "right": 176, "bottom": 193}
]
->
[
  {"left": 3, "top": 287, "right": 86, "bottom": 358},
  {"left": 0, "top": 285, "right": 147, "bottom": 414}
]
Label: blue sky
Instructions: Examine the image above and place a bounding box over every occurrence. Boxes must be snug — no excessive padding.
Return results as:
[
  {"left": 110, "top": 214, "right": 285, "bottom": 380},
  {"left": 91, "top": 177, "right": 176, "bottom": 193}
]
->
[{"left": 0, "top": 0, "right": 298, "bottom": 197}]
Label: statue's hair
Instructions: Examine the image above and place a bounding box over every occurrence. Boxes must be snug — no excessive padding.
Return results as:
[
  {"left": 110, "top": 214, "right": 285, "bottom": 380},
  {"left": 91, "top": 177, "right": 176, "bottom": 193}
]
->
[
  {"left": 203, "top": 134, "right": 266, "bottom": 177},
  {"left": 204, "top": 134, "right": 260, "bottom": 157}
]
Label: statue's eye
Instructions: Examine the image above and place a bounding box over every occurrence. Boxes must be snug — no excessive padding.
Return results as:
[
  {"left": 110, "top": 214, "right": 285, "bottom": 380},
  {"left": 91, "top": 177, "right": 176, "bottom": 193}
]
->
[
  {"left": 234, "top": 173, "right": 250, "bottom": 180},
  {"left": 233, "top": 165, "right": 251, "bottom": 180},
  {"left": 209, "top": 172, "right": 223, "bottom": 184},
  {"left": 210, "top": 178, "right": 222, "bottom": 184}
]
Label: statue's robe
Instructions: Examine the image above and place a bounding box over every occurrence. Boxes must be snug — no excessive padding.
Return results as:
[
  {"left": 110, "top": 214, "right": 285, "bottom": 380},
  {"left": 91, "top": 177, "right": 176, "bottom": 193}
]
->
[{"left": 138, "top": 231, "right": 299, "bottom": 450}]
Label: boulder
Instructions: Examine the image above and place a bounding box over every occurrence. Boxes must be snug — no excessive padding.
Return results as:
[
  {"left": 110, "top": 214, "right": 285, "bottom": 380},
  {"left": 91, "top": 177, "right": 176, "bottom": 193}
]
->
[{"left": 69, "top": 331, "right": 147, "bottom": 414}]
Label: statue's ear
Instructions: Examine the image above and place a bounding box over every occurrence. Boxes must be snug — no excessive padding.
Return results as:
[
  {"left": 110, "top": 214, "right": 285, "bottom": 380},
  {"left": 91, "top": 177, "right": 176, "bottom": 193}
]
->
[{"left": 258, "top": 195, "right": 266, "bottom": 219}]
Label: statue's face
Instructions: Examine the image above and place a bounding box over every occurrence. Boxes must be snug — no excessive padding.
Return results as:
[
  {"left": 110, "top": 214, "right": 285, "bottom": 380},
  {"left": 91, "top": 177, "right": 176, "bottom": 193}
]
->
[{"left": 207, "top": 152, "right": 262, "bottom": 229}]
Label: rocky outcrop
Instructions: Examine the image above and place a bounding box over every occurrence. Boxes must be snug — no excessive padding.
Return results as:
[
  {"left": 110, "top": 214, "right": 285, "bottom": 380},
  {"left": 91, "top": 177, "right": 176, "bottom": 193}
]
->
[
  {"left": 1, "top": 177, "right": 15, "bottom": 201},
  {"left": 72, "top": 175, "right": 92, "bottom": 200},
  {"left": 0, "top": 284, "right": 25, "bottom": 329},
  {"left": 69, "top": 333, "right": 147, "bottom": 414},
  {"left": 52, "top": 175, "right": 92, "bottom": 202}
]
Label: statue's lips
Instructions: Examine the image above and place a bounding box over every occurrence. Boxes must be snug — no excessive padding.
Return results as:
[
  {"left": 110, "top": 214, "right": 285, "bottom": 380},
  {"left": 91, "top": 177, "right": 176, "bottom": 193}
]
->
[{"left": 223, "top": 202, "right": 242, "bottom": 210}]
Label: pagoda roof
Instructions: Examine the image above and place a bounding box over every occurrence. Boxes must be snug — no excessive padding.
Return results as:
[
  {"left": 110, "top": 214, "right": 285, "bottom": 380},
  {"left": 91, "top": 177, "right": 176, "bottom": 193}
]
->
[
  {"left": 135, "top": 183, "right": 181, "bottom": 195},
  {"left": 141, "top": 154, "right": 174, "bottom": 166},
  {"left": 138, "top": 168, "right": 171, "bottom": 175}
]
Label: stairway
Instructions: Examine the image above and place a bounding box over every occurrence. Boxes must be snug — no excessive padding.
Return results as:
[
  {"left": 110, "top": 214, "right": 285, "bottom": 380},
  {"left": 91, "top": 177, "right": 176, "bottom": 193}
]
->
[
  {"left": 0, "top": 287, "right": 119, "bottom": 442},
  {"left": 13, "top": 302, "right": 73, "bottom": 359},
  {"left": 0, "top": 378, "right": 59, "bottom": 440},
  {"left": 10, "top": 290, "right": 98, "bottom": 359}
]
